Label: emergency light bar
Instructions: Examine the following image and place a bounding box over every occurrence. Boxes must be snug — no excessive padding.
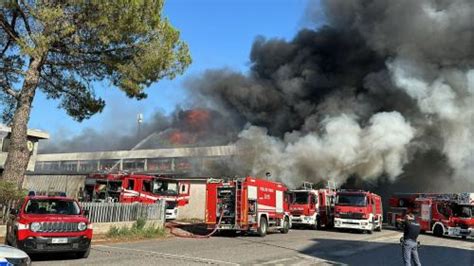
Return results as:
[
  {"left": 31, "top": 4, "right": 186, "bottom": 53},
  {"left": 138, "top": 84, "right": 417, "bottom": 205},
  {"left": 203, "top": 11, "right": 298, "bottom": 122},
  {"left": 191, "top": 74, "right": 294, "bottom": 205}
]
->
[{"left": 28, "top": 191, "right": 67, "bottom": 197}]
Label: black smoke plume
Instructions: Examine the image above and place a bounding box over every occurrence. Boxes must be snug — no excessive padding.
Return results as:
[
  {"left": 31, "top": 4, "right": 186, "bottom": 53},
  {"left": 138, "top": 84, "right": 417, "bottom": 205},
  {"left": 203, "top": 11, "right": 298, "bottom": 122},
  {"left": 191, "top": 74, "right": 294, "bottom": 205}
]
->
[{"left": 41, "top": 0, "right": 474, "bottom": 194}]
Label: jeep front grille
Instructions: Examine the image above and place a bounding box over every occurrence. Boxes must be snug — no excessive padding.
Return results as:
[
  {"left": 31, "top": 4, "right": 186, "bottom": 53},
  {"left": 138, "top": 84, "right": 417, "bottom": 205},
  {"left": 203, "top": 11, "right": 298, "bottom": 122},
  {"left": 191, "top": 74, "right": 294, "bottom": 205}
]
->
[{"left": 38, "top": 222, "right": 79, "bottom": 232}]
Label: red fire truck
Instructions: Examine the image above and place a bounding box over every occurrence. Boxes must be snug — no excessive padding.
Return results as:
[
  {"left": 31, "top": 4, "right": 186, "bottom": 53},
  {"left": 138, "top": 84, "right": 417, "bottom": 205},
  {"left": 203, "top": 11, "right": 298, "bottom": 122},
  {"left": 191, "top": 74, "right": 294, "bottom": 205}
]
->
[
  {"left": 387, "top": 192, "right": 474, "bottom": 239},
  {"left": 205, "top": 177, "right": 291, "bottom": 236},
  {"left": 288, "top": 183, "right": 335, "bottom": 229},
  {"left": 5, "top": 192, "right": 93, "bottom": 258},
  {"left": 334, "top": 190, "right": 383, "bottom": 233},
  {"left": 83, "top": 173, "right": 190, "bottom": 220}
]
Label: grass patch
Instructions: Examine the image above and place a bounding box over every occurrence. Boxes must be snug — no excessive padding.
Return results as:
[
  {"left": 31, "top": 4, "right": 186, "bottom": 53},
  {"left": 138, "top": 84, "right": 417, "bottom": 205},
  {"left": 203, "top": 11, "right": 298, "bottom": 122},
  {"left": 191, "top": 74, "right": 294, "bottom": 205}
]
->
[{"left": 106, "top": 218, "right": 166, "bottom": 240}]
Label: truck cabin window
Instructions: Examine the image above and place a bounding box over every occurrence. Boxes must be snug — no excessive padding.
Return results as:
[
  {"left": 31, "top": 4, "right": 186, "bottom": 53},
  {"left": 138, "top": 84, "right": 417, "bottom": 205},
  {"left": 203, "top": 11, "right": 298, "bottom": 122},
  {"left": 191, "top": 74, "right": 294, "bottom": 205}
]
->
[
  {"left": 25, "top": 199, "right": 80, "bottom": 215},
  {"left": 452, "top": 204, "right": 474, "bottom": 218},
  {"left": 152, "top": 180, "right": 178, "bottom": 196},
  {"left": 291, "top": 192, "right": 309, "bottom": 204},
  {"left": 336, "top": 194, "right": 367, "bottom": 207}
]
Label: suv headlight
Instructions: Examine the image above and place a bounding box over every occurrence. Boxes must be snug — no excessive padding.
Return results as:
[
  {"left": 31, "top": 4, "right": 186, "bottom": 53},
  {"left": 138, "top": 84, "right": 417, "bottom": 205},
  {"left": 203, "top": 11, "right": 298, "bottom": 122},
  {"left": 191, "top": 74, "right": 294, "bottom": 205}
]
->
[
  {"left": 78, "top": 222, "right": 87, "bottom": 231},
  {"left": 30, "top": 222, "right": 41, "bottom": 232}
]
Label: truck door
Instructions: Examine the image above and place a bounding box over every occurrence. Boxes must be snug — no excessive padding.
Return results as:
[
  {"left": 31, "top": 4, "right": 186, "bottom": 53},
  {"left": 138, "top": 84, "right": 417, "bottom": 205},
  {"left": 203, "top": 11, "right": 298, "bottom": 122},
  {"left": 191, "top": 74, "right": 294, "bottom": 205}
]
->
[
  {"left": 276, "top": 190, "right": 283, "bottom": 213},
  {"left": 178, "top": 182, "right": 190, "bottom": 206},
  {"left": 419, "top": 200, "right": 431, "bottom": 231}
]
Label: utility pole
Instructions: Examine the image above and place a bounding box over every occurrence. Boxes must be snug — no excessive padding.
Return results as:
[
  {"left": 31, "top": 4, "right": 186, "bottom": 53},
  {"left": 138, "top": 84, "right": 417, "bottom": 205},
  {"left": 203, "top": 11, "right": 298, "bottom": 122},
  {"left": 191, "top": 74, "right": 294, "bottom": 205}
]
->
[{"left": 137, "top": 113, "right": 143, "bottom": 141}]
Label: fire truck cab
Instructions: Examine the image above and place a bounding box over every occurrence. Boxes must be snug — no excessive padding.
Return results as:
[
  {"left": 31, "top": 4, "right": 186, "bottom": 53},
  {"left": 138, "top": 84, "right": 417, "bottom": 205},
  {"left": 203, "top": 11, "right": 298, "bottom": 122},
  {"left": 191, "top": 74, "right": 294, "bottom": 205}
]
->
[
  {"left": 388, "top": 192, "right": 474, "bottom": 239},
  {"left": 289, "top": 183, "right": 335, "bottom": 230},
  {"left": 5, "top": 192, "right": 93, "bottom": 258},
  {"left": 334, "top": 190, "right": 383, "bottom": 233},
  {"left": 83, "top": 173, "right": 190, "bottom": 220},
  {"left": 205, "top": 177, "right": 291, "bottom": 237},
  {"left": 120, "top": 175, "right": 190, "bottom": 220}
]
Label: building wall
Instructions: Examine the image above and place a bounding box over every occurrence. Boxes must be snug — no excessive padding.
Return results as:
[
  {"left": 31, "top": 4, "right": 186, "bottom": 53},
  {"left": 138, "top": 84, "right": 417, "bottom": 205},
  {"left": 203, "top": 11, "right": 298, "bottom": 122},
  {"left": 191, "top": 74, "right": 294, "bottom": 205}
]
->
[
  {"left": 178, "top": 182, "right": 206, "bottom": 221},
  {"left": 23, "top": 174, "right": 87, "bottom": 198}
]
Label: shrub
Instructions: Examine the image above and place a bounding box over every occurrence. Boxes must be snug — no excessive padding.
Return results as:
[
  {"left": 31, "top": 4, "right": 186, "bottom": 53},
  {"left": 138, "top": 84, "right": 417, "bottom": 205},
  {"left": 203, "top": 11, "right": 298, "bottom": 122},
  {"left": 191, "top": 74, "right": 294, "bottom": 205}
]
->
[
  {"left": 0, "top": 180, "right": 26, "bottom": 202},
  {"left": 106, "top": 219, "right": 165, "bottom": 240}
]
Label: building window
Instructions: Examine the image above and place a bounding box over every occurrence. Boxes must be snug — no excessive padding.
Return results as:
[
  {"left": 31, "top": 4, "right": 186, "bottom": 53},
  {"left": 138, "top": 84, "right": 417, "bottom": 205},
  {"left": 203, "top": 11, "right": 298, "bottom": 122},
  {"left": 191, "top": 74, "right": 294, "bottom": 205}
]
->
[
  {"left": 60, "top": 161, "right": 78, "bottom": 173},
  {"left": 122, "top": 159, "right": 145, "bottom": 172},
  {"left": 147, "top": 158, "right": 172, "bottom": 172},
  {"left": 78, "top": 160, "right": 98, "bottom": 172},
  {"left": 99, "top": 159, "right": 120, "bottom": 171}
]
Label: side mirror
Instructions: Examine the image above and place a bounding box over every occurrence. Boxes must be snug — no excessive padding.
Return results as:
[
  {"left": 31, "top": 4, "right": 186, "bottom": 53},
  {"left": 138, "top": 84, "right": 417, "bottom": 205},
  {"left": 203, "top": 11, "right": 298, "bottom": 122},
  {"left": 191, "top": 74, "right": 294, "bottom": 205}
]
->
[
  {"left": 83, "top": 210, "right": 89, "bottom": 216},
  {"left": 9, "top": 208, "right": 18, "bottom": 215}
]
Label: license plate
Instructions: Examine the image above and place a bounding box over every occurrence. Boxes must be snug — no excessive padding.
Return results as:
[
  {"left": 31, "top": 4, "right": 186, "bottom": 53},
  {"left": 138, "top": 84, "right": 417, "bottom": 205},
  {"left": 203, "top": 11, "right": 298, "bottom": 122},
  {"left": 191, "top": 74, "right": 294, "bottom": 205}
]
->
[{"left": 51, "top": 238, "right": 68, "bottom": 244}]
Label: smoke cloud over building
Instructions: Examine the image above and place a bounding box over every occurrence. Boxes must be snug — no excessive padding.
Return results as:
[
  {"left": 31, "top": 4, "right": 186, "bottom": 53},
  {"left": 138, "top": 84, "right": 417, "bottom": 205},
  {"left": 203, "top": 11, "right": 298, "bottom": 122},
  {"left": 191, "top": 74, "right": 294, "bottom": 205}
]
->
[{"left": 41, "top": 0, "right": 474, "bottom": 192}]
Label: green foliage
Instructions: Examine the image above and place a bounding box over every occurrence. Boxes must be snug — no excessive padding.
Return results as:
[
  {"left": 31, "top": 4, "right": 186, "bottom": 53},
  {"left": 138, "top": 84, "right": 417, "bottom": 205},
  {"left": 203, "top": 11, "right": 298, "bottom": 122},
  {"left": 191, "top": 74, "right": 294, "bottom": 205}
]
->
[
  {"left": 0, "top": 0, "right": 191, "bottom": 122},
  {"left": 0, "top": 180, "right": 26, "bottom": 202},
  {"left": 106, "top": 219, "right": 166, "bottom": 240}
]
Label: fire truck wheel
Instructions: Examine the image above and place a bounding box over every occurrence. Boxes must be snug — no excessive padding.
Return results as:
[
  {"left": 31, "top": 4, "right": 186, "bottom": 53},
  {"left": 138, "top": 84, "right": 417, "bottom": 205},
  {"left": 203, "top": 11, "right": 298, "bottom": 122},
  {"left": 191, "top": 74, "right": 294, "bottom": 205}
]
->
[
  {"left": 258, "top": 217, "right": 268, "bottom": 237},
  {"left": 280, "top": 217, "right": 290, "bottom": 234},
  {"left": 375, "top": 219, "right": 382, "bottom": 232},
  {"left": 433, "top": 224, "right": 443, "bottom": 237}
]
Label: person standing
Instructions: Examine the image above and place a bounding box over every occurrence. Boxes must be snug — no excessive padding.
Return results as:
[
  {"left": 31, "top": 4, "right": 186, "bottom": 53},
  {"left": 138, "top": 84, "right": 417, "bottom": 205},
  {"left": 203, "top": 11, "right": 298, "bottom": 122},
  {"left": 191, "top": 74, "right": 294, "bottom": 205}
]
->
[{"left": 402, "top": 213, "right": 422, "bottom": 266}]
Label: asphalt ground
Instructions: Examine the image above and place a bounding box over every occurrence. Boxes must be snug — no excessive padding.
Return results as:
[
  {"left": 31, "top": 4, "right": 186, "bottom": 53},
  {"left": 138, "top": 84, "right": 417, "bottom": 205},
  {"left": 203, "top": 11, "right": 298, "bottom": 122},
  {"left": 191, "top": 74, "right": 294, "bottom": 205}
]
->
[{"left": 31, "top": 227, "right": 474, "bottom": 265}]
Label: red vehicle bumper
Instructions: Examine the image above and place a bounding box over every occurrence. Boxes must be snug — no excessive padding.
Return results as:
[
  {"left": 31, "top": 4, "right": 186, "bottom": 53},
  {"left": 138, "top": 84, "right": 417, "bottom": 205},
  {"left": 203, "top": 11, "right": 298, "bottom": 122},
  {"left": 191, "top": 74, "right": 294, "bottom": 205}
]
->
[{"left": 17, "top": 235, "right": 91, "bottom": 254}]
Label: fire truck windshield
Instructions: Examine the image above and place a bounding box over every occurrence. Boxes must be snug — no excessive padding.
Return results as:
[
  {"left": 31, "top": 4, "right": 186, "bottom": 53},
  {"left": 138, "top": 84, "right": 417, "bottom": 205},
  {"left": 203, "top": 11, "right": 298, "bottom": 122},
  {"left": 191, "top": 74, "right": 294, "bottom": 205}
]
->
[
  {"left": 291, "top": 192, "right": 309, "bottom": 204},
  {"left": 152, "top": 180, "right": 178, "bottom": 196},
  {"left": 336, "top": 194, "right": 367, "bottom": 206},
  {"left": 24, "top": 199, "right": 81, "bottom": 215},
  {"left": 452, "top": 205, "right": 474, "bottom": 218}
]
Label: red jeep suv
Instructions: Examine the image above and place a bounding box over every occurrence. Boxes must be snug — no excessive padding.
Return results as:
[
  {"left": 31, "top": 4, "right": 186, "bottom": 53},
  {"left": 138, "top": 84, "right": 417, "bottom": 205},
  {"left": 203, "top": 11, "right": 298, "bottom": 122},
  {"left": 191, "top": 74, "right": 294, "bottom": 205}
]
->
[{"left": 5, "top": 192, "right": 93, "bottom": 258}]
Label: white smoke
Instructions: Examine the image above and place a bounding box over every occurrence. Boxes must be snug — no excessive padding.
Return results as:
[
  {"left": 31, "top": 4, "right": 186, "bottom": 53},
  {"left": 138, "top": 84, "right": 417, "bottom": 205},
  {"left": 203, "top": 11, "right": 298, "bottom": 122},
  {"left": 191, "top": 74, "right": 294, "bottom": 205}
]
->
[
  {"left": 388, "top": 59, "right": 474, "bottom": 182},
  {"left": 236, "top": 111, "right": 415, "bottom": 187}
]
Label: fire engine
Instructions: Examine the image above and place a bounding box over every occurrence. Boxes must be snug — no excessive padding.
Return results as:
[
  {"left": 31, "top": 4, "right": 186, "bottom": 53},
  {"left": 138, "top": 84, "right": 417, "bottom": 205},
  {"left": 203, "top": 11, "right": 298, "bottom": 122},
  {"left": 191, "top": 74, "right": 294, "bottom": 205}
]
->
[
  {"left": 205, "top": 177, "right": 291, "bottom": 236},
  {"left": 83, "top": 173, "right": 190, "bottom": 220},
  {"left": 387, "top": 192, "right": 474, "bottom": 239},
  {"left": 5, "top": 191, "right": 93, "bottom": 258},
  {"left": 334, "top": 190, "right": 383, "bottom": 233},
  {"left": 288, "top": 182, "right": 335, "bottom": 229}
]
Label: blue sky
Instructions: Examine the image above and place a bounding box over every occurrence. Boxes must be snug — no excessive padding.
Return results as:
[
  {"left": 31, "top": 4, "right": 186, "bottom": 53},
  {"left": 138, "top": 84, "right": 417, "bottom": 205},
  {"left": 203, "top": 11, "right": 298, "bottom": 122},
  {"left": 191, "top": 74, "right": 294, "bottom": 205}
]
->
[{"left": 28, "top": 0, "right": 317, "bottom": 139}]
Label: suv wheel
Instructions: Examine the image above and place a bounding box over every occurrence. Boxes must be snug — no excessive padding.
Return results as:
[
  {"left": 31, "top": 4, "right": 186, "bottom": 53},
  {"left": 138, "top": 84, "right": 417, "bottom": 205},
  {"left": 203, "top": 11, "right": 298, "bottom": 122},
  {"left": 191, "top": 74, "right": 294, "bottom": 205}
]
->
[{"left": 77, "top": 247, "right": 91, "bottom": 259}]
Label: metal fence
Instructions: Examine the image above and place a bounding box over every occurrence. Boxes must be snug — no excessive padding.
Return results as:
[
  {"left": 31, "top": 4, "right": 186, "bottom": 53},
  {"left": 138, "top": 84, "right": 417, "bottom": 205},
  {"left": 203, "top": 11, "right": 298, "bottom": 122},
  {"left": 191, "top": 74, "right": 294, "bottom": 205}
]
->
[
  {"left": 0, "top": 201, "right": 164, "bottom": 225},
  {"left": 80, "top": 201, "right": 165, "bottom": 224}
]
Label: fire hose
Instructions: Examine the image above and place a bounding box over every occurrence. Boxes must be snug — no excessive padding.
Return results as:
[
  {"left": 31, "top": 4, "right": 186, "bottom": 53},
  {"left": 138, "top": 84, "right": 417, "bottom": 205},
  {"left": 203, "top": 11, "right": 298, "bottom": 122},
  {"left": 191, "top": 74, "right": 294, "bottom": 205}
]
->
[{"left": 165, "top": 208, "right": 225, "bottom": 239}]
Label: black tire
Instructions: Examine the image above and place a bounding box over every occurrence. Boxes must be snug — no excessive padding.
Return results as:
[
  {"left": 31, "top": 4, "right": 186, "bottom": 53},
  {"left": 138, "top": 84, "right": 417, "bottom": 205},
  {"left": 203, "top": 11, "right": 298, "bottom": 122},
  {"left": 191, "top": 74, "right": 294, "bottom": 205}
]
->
[
  {"left": 461, "top": 236, "right": 467, "bottom": 240},
  {"left": 10, "top": 233, "right": 18, "bottom": 248},
  {"left": 433, "top": 225, "right": 443, "bottom": 237},
  {"left": 257, "top": 216, "right": 268, "bottom": 237},
  {"left": 77, "top": 247, "right": 91, "bottom": 259},
  {"left": 280, "top": 217, "right": 289, "bottom": 234},
  {"left": 316, "top": 216, "right": 322, "bottom": 230},
  {"left": 375, "top": 219, "right": 382, "bottom": 232}
]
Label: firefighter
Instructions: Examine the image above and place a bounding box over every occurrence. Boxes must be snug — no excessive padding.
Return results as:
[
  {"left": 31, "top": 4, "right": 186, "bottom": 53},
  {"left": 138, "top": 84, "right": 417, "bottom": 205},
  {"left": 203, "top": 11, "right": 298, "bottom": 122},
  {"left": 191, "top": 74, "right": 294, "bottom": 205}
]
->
[{"left": 401, "top": 213, "right": 421, "bottom": 266}]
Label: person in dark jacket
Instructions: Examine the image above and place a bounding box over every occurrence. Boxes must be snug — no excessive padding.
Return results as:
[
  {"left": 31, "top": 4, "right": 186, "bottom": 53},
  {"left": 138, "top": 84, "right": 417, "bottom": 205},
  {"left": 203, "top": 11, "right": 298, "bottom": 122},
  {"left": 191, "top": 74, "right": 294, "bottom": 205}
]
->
[{"left": 402, "top": 213, "right": 421, "bottom": 266}]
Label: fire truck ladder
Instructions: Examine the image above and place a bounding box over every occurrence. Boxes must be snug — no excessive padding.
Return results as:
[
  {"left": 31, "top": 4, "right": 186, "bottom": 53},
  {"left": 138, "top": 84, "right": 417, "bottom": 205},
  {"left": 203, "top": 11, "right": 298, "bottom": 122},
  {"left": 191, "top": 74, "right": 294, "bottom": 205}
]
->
[{"left": 235, "top": 180, "right": 243, "bottom": 227}]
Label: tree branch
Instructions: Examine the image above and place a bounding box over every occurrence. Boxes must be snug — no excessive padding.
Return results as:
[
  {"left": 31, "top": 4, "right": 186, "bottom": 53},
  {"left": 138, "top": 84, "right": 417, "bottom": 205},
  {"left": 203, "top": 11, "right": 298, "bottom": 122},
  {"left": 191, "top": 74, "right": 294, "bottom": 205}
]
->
[
  {"left": 17, "top": 2, "right": 32, "bottom": 38},
  {"left": 0, "top": 78, "right": 19, "bottom": 98},
  {"left": 0, "top": 12, "right": 17, "bottom": 58},
  {"left": 0, "top": 13, "right": 20, "bottom": 43}
]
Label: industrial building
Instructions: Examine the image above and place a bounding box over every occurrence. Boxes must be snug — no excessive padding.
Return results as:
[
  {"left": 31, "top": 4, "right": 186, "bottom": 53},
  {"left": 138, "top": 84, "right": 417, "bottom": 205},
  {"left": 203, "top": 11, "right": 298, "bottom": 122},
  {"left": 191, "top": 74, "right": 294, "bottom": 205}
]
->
[
  {"left": 0, "top": 124, "right": 49, "bottom": 174},
  {"left": 26, "top": 145, "right": 240, "bottom": 220}
]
